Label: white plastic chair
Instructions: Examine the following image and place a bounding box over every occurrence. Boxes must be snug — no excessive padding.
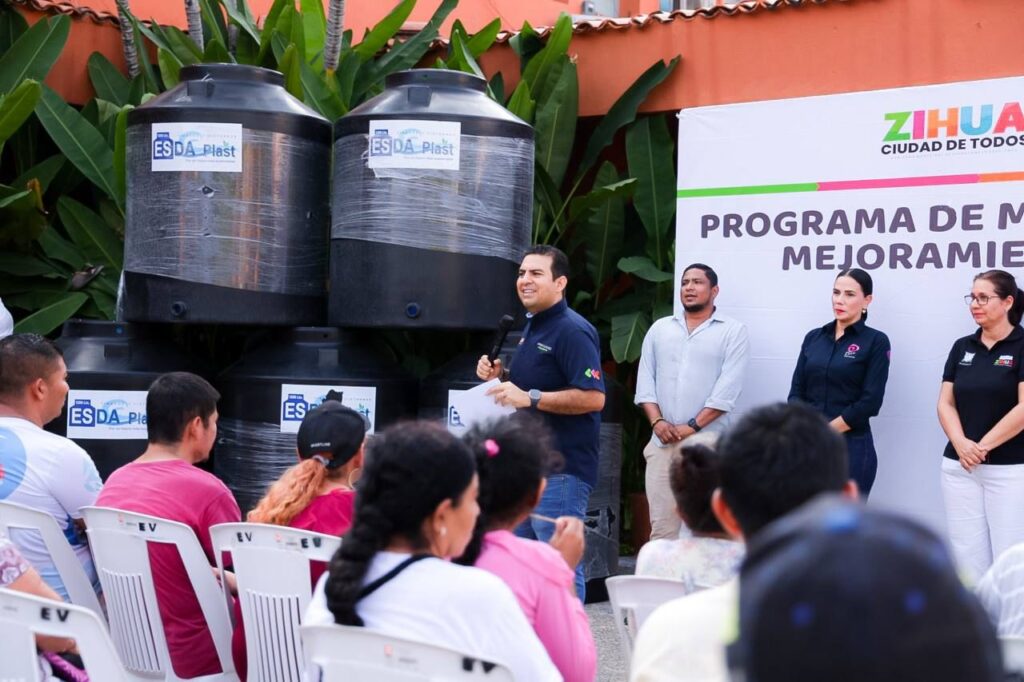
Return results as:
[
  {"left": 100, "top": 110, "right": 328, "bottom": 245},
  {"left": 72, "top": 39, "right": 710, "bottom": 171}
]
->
[
  {"left": 301, "top": 624, "right": 515, "bottom": 681},
  {"left": 1003, "top": 637, "right": 1024, "bottom": 677},
  {"left": 0, "top": 588, "right": 129, "bottom": 682},
  {"left": 0, "top": 500, "right": 105, "bottom": 622},
  {"left": 81, "top": 506, "right": 237, "bottom": 681},
  {"left": 605, "top": 575, "right": 692, "bottom": 660},
  {"left": 209, "top": 522, "right": 340, "bottom": 682}
]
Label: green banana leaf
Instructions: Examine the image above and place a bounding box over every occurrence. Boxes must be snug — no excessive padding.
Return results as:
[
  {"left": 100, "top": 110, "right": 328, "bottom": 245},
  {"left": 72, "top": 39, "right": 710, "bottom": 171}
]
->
[
  {"left": 0, "top": 15, "right": 69, "bottom": 96},
  {"left": 354, "top": 0, "right": 415, "bottom": 61},
  {"left": 610, "top": 311, "right": 651, "bottom": 363},
  {"left": 36, "top": 226, "right": 85, "bottom": 270},
  {"left": 57, "top": 197, "right": 125, "bottom": 270},
  {"left": 299, "top": 0, "right": 327, "bottom": 64},
  {"left": 220, "top": 0, "right": 262, "bottom": 46},
  {"left": 533, "top": 57, "right": 577, "bottom": 188},
  {"left": 278, "top": 43, "right": 305, "bottom": 101},
  {"left": 576, "top": 162, "right": 627, "bottom": 294},
  {"left": 34, "top": 85, "right": 119, "bottom": 208},
  {"left": 506, "top": 80, "right": 535, "bottom": 123},
  {"left": 618, "top": 255, "right": 674, "bottom": 283},
  {"left": 0, "top": 252, "right": 58, "bottom": 277},
  {"left": 87, "top": 53, "right": 132, "bottom": 107},
  {"left": 0, "top": 79, "right": 41, "bottom": 150},
  {"left": 199, "top": 0, "right": 230, "bottom": 48},
  {"left": 577, "top": 56, "right": 680, "bottom": 178},
  {"left": 203, "top": 37, "right": 233, "bottom": 63},
  {"left": 11, "top": 154, "right": 65, "bottom": 193},
  {"left": 0, "top": 6, "right": 28, "bottom": 54},
  {"left": 521, "top": 14, "right": 572, "bottom": 99},
  {"left": 626, "top": 115, "right": 676, "bottom": 267},
  {"left": 256, "top": 0, "right": 291, "bottom": 66},
  {"left": 13, "top": 292, "right": 88, "bottom": 335},
  {"left": 158, "top": 48, "right": 183, "bottom": 89},
  {"left": 467, "top": 18, "right": 501, "bottom": 58}
]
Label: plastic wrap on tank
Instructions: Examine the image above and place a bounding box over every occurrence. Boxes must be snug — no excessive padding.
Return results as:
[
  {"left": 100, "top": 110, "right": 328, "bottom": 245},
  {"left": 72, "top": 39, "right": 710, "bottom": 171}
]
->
[
  {"left": 214, "top": 417, "right": 301, "bottom": 513},
  {"left": 331, "top": 133, "right": 533, "bottom": 262},
  {"left": 125, "top": 127, "right": 329, "bottom": 296}
]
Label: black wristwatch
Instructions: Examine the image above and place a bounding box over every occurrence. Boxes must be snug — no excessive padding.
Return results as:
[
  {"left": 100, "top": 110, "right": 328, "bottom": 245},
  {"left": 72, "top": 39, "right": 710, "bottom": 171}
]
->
[
  {"left": 687, "top": 417, "right": 702, "bottom": 432},
  {"left": 529, "top": 389, "right": 542, "bottom": 409}
]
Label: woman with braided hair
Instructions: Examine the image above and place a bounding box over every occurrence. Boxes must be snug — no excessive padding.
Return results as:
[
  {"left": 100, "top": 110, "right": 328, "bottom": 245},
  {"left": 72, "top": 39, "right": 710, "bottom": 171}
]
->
[{"left": 304, "top": 420, "right": 561, "bottom": 681}]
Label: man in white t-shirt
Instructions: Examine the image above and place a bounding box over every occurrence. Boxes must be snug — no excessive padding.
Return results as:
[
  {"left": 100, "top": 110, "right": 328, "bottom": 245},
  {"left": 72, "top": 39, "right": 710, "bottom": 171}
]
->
[
  {"left": 629, "top": 402, "right": 858, "bottom": 682},
  {"left": 0, "top": 333, "right": 102, "bottom": 599},
  {"left": 0, "top": 298, "right": 12, "bottom": 338}
]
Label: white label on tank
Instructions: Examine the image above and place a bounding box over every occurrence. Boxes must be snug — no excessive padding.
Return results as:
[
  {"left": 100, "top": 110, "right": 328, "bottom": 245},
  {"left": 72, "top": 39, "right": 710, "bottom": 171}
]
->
[
  {"left": 280, "top": 384, "right": 377, "bottom": 434},
  {"left": 66, "top": 390, "right": 149, "bottom": 440},
  {"left": 367, "top": 119, "right": 461, "bottom": 171},
  {"left": 151, "top": 122, "right": 243, "bottom": 172},
  {"left": 446, "top": 389, "right": 468, "bottom": 434}
]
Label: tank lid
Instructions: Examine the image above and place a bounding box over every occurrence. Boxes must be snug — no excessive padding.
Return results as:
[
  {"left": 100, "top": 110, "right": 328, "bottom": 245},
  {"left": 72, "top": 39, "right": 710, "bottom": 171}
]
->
[
  {"left": 383, "top": 69, "right": 486, "bottom": 93},
  {"left": 180, "top": 63, "right": 285, "bottom": 87}
]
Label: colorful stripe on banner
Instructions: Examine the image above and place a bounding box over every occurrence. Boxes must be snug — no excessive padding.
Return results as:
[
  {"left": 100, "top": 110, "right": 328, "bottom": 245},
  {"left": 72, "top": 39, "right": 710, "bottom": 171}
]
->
[{"left": 677, "top": 171, "right": 1024, "bottom": 198}]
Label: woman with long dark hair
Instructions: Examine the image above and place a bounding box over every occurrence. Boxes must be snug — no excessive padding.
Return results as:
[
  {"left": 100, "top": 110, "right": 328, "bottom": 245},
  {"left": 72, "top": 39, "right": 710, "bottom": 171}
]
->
[
  {"left": 938, "top": 269, "right": 1024, "bottom": 581},
  {"left": 457, "top": 415, "right": 595, "bottom": 682},
  {"left": 304, "top": 421, "right": 560, "bottom": 681},
  {"left": 789, "top": 268, "right": 891, "bottom": 496}
]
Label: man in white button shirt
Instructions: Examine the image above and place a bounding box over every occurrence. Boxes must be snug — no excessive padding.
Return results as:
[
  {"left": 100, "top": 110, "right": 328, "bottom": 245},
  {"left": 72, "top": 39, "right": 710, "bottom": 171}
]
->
[{"left": 635, "top": 263, "right": 750, "bottom": 540}]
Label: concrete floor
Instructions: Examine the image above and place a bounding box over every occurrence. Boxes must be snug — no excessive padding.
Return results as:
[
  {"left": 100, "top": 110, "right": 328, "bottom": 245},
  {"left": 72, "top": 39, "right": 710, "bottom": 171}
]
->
[{"left": 586, "top": 600, "right": 628, "bottom": 682}]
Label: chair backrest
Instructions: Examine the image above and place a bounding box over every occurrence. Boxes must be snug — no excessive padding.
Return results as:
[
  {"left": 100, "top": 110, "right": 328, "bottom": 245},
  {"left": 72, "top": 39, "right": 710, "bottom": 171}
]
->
[
  {"left": 0, "top": 587, "right": 130, "bottom": 682},
  {"left": 81, "top": 506, "right": 235, "bottom": 681},
  {"left": 209, "top": 522, "right": 340, "bottom": 682},
  {"left": 605, "top": 575, "right": 692, "bottom": 661},
  {"left": 1004, "top": 637, "right": 1024, "bottom": 677},
  {"left": 0, "top": 500, "right": 105, "bottom": 622},
  {"left": 301, "top": 624, "right": 516, "bottom": 682}
]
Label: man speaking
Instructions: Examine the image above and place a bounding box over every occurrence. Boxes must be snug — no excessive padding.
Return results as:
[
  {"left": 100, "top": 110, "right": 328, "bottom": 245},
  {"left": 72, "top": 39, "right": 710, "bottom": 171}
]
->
[{"left": 478, "top": 245, "right": 605, "bottom": 599}]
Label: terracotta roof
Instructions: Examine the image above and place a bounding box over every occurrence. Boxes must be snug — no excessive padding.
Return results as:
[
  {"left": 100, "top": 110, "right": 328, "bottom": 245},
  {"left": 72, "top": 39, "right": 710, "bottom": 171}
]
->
[
  {"left": 14, "top": 0, "right": 852, "bottom": 31},
  {"left": 488, "top": 0, "right": 854, "bottom": 43}
]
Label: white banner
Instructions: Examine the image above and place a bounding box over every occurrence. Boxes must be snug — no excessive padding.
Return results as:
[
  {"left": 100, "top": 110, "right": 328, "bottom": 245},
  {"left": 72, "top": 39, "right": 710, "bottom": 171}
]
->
[
  {"left": 279, "top": 384, "right": 377, "bottom": 434},
  {"left": 151, "top": 122, "right": 243, "bottom": 172},
  {"left": 676, "top": 77, "right": 1024, "bottom": 530},
  {"left": 66, "top": 390, "right": 148, "bottom": 440},
  {"left": 367, "top": 119, "right": 461, "bottom": 170}
]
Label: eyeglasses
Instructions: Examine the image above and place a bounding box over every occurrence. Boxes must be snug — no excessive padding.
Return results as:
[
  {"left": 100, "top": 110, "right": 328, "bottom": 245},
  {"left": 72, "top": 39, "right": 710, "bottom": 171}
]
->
[{"left": 964, "top": 294, "right": 1001, "bottom": 306}]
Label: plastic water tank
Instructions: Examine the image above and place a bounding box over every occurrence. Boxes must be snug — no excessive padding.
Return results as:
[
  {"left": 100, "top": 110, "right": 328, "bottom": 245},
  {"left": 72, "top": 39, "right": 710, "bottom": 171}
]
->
[
  {"left": 330, "top": 69, "right": 534, "bottom": 329},
  {"left": 215, "top": 328, "right": 418, "bottom": 512},
  {"left": 123, "top": 64, "right": 331, "bottom": 325},
  {"left": 47, "top": 320, "right": 198, "bottom": 480}
]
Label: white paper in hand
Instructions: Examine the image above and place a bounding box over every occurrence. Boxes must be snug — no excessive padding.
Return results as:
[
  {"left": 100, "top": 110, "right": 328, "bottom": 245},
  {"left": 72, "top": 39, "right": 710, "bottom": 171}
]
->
[{"left": 447, "top": 379, "right": 516, "bottom": 433}]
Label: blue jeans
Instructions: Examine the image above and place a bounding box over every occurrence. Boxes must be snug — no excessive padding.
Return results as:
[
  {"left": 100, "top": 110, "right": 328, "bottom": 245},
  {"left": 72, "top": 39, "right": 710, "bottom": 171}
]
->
[
  {"left": 515, "top": 473, "right": 592, "bottom": 600},
  {"left": 846, "top": 432, "right": 878, "bottom": 498}
]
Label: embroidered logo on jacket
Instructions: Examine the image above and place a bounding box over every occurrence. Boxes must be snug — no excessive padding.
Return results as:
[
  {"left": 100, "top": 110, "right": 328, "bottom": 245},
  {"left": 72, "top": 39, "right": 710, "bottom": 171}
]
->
[
  {"left": 995, "top": 355, "right": 1015, "bottom": 368},
  {"left": 844, "top": 344, "right": 860, "bottom": 359},
  {"left": 536, "top": 343, "right": 552, "bottom": 353},
  {"left": 585, "top": 368, "right": 602, "bottom": 380},
  {"left": 960, "top": 352, "right": 975, "bottom": 366}
]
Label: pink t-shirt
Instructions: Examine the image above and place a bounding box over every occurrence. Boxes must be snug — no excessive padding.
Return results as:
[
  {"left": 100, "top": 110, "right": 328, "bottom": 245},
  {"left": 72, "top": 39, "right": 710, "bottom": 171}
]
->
[
  {"left": 97, "top": 459, "right": 241, "bottom": 680},
  {"left": 476, "top": 530, "right": 597, "bottom": 682}
]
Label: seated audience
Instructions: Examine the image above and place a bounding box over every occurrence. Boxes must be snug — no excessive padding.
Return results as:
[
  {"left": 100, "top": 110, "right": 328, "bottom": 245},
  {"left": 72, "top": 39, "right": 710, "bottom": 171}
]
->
[
  {"left": 96, "top": 372, "right": 241, "bottom": 680},
  {"left": 1, "top": 534, "right": 83, "bottom": 680},
  {"left": 457, "top": 415, "right": 596, "bottom": 682},
  {"left": 976, "top": 541, "right": 1024, "bottom": 637},
  {"left": 231, "top": 396, "right": 366, "bottom": 680},
  {"left": 305, "top": 421, "right": 561, "bottom": 681},
  {"left": 0, "top": 334, "right": 101, "bottom": 599},
  {"left": 630, "top": 402, "right": 856, "bottom": 682},
  {"left": 635, "top": 433, "right": 743, "bottom": 590},
  {"left": 730, "top": 495, "right": 1003, "bottom": 682}
]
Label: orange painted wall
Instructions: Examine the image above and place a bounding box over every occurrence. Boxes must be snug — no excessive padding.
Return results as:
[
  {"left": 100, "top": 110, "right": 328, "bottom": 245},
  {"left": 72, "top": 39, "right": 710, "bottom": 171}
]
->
[{"left": 541, "top": 0, "right": 1024, "bottom": 116}]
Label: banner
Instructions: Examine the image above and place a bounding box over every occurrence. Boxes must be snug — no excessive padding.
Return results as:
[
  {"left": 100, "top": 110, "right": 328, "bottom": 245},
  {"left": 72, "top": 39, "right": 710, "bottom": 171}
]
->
[{"left": 676, "top": 77, "right": 1024, "bottom": 530}]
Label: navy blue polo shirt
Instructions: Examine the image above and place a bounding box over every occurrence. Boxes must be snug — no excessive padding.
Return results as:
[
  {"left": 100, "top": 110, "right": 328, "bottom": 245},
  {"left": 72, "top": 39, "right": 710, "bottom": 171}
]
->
[
  {"left": 942, "top": 326, "right": 1024, "bottom": 464},
  {"left": 788, "top": 319, "right": 891, "bottom": 435},
  {"left": 509, "top": 298, "right": 605, "bottom": 487}
]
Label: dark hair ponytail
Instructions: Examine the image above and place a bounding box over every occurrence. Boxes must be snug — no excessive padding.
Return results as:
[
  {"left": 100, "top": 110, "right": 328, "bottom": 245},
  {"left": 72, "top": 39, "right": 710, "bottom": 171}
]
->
[
  {"left": 836, "top": 268, "right": 874, "bottom": 321},
  {"left": 324, "top": 421, "right": 476, "bottom": 626},
  {"left": 455, "top": 414, "right": 562, "bottom": 567},
  {"left": 976, "top": 270, "right": 1024, "bottom": 326}
]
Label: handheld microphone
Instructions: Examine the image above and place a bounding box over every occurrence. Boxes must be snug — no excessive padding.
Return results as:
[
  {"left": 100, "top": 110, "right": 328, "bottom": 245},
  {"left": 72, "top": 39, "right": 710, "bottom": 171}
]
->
[{"left": 487, "top": 314, "right": 515, "bottom": 363}]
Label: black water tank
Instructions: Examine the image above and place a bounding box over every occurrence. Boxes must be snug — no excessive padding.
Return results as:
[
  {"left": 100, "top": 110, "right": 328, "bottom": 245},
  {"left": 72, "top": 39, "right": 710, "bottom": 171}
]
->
[
  {"left": 123, "top": 64, "right": 331, "bottom": 325},
  {"left": 215, "top": 328, "right": 418, "bottom": 512},
  {"left": 48, "top": 320, "right": 198, "bottom": 479},
  {"left": 330, "top": 69, "right": 534, "bottom": 329}
]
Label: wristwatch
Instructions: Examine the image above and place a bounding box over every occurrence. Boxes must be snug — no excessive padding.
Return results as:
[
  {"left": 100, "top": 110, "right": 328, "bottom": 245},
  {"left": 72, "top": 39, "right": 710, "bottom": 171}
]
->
[
  {"left": 529, "top": 389, "right": 542, "bottom": 409},
  {"left": 687, "top": 417, "right": 702, "bottom": 432}
]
